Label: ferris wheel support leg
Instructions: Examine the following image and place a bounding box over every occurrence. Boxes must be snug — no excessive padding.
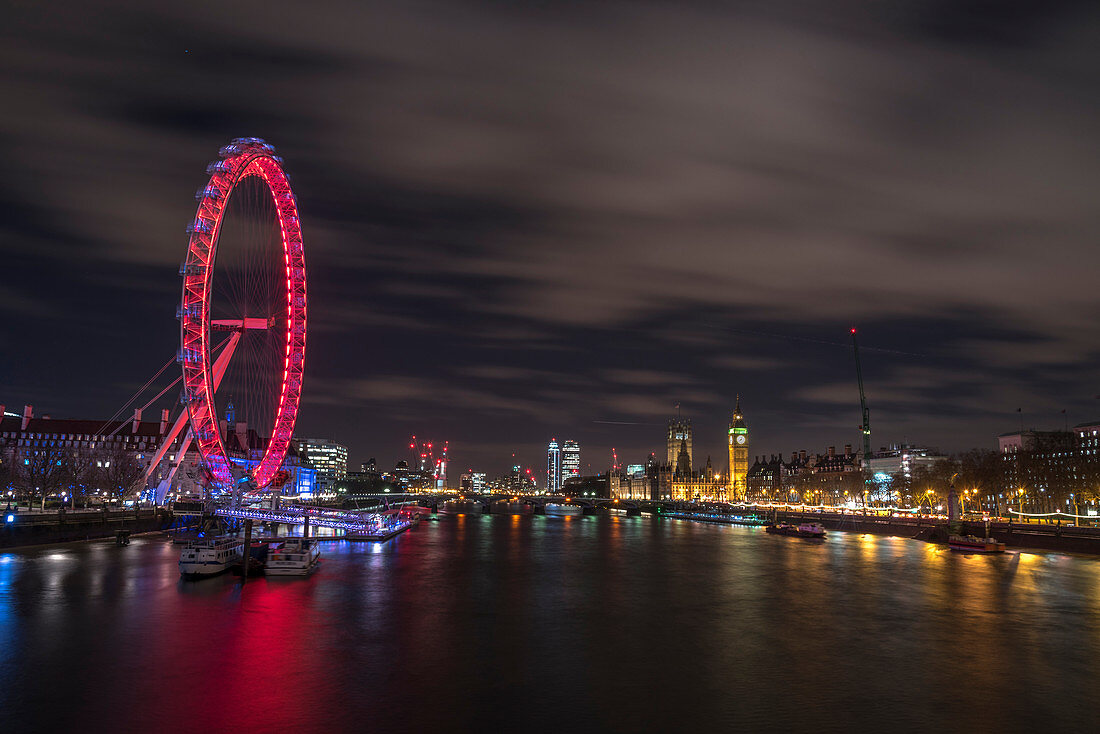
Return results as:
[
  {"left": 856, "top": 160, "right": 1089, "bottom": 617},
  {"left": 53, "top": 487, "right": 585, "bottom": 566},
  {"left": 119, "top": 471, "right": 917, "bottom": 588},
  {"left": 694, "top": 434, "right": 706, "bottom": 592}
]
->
[
  {"left": 154, "top": 427, "right": 194, "bottom": 505},
  {"left": 146, "top": 332, "right": 242, "bottom": 502},
  {"left": 143, "top": 409, "right": 194, "bottom": 492}
]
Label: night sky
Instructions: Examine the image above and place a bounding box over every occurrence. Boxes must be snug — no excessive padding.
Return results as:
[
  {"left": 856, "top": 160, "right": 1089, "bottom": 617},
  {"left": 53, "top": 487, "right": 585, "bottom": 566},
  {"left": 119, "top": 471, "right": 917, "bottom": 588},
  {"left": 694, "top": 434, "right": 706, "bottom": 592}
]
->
[{"left": 2, "top": 1, "right": 1098, "bottom": 478}]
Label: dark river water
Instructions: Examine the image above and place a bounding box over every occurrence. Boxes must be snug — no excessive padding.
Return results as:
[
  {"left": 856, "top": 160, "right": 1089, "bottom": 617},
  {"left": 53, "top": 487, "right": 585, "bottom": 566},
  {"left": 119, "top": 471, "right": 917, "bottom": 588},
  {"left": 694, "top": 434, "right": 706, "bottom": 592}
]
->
[{"left": 1, "top": 515, "right": 1098, "bottom": 733}]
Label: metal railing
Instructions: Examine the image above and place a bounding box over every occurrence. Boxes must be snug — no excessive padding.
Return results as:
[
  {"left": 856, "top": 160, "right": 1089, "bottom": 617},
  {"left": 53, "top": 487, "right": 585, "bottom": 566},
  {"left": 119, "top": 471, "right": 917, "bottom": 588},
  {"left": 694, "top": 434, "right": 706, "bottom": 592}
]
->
[{"left": 212, "top": 505, "right": 382, "bottom": 532}]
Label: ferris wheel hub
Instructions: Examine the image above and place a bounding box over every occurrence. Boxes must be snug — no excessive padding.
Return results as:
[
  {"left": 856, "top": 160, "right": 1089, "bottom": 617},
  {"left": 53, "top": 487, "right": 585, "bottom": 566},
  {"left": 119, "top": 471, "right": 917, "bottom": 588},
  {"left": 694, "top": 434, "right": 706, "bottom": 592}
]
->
[{"left": 210, "top": 317, "right": 275, "bottom": 331}]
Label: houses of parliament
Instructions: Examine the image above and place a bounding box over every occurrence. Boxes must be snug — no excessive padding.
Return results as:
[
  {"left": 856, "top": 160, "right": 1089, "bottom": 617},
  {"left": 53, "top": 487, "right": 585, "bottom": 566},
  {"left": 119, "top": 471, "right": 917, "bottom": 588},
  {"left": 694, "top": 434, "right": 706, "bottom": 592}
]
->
[{"left": 610, "top": 400, "right": 749, "bottom": 502}]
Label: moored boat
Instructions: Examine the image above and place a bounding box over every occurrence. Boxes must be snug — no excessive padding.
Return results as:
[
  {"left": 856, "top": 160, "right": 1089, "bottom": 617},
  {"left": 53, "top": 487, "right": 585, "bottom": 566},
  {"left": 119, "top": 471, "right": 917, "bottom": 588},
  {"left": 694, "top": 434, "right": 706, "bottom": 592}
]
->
[
  {"left": 797, "top": 522, "right": 826, "bottom": 538},
  {"left": 948, "top": 534, "right": 1006, "bottom": 553},
  {"left": 265, "top": 538, "right": 321, "bottom": 576},
  {"left": 397, "top": 506, "right": 423, "bottom": 525},
  {"left": 665, "top": 511, "right": 768, "bottom": 526},
  {"left": 765, "top": 522, "right": 826, "bottom": 538},
  {"left": 545, "top": 502, "right": 584, "bottom": 517},
  {"left": 179, "top": 537, "right": 242, "bottom": 578}
]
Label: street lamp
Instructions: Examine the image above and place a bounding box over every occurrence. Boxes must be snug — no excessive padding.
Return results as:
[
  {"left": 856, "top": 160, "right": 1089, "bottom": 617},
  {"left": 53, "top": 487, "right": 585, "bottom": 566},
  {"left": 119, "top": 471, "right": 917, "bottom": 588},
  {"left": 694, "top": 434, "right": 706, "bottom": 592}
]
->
[{"left": 922, "top": 489, "right": 935, "bottom": 515}]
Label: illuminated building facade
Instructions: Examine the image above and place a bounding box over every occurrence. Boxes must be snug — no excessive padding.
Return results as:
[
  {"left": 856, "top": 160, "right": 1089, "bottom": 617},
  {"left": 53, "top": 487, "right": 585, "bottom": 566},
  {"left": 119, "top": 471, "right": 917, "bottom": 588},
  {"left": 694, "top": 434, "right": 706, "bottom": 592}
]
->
[
  {"left": 0, "top": 404, "right": 314, "bottom": 502},
  {"left": 547, "top": 439, "right": 562, "bottom": 493},
  {"left": 666, "top": 454, "right": 730, "bottom": 502},
  {"left": 491, "top": 465, "right": 537, "bottom": 493},
  {"left": 865, "top": 445, "right": 947, "bottom": 479},
  {"left": 609, "top": 453, "right": 663, "bottom": 501},
  {"left": 997, "top": 425, "right": 1100, "bottom": 510},
  {"left": 297, "top": 438, "right": 347, "bottom": 493},
  {"left": 562, "top": 439, "right": 580, "bottom": 482},
  {"left": 666, "top": 418, "right": 692, "bottom": 469},
  {"left": 745, "top": 445, "right": 860, "bottom": 504},
  {"left": 606, "top": 408, "right": 753, "bottom": 503},
  {"left": 609, "top": 473, "right": 654, "bottom": 500},
  {"left": 728, "top": 399, "right": 748, "bottom": 499},
  {"left": 747, "top": 454, "right": 789, "bottom": 499}
]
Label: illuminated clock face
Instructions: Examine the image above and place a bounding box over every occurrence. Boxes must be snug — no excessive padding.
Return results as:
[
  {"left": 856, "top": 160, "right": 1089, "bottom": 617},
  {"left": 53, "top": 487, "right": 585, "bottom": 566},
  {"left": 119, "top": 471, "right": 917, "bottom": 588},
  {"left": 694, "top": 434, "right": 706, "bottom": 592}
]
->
[{"left": 736, "top": 434, "right": 746, "bottom": 445}]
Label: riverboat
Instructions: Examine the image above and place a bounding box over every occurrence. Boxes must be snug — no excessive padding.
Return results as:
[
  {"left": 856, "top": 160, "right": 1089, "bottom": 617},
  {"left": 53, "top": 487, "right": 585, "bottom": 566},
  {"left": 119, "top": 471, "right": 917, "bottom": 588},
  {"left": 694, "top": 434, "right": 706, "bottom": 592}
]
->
[
  {"left": 178, "top": 537, "right": 242, "bottom": 578},
  {"left": 665, "top": 511, "right": 768, "bottom": 526},
  {"left": 398, "top": 506, "right": 423, "bottom": 525},
  {"left": 545, "top": 503, "right": 584, "bottom": 517},
  {"left": 265, "top": 538, "right": 321, "bottom": 576},
  {"left": 948, "top": 535, "right": 1006, "bottom": 553},
  {"left": 797, "top": 522, "right": 826, "bottom": 538},
  {"left": 766, "top": 522, "right": 826, "bottom": 538}
]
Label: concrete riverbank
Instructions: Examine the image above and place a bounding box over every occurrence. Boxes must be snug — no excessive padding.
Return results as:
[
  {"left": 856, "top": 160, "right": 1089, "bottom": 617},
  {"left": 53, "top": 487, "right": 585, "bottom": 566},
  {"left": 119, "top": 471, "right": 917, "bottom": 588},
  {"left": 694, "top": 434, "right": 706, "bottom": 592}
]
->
[
  {"left": 0, "top": 508, "right": 176, "bottom": 549},
  {"left": 768, "top": 508, "right": 1100, "bottom": 555}
]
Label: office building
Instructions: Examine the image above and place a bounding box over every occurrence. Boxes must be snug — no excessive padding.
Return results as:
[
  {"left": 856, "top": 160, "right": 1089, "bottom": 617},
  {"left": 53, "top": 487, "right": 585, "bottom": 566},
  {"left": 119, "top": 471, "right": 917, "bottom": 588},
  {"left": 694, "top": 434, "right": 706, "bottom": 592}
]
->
[
  {"left": 547, "top": 439, "right": 562, "bottom": 494},
  {"left": 562, "top": 439, "right": 580, "bottom": 482},
  {"left": 297, "top": 438, "right": 348, "bottom": 493}
]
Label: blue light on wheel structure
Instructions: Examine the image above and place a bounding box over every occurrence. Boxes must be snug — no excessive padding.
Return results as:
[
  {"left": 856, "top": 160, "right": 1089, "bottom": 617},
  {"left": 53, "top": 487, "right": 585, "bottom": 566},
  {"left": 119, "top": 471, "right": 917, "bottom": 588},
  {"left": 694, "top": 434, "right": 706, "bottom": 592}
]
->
[{"left": 5, "top": 514, "right": 14, "bottom": 523}]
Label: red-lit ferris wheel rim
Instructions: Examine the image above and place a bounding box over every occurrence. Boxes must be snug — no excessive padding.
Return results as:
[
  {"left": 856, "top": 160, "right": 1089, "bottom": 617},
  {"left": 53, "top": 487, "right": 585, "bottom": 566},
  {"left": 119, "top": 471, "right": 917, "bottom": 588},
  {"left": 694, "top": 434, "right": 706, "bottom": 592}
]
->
[{"left": 179, "top": 138, "right": 306, "bottom": 490}]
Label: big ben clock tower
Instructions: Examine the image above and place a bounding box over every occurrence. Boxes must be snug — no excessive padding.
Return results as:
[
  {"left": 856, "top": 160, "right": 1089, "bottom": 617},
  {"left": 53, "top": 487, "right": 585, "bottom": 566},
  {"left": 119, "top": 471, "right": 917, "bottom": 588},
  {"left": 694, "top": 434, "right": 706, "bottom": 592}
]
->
[{"left": 728, "top": 397, "right": 748, "bottom": 500}]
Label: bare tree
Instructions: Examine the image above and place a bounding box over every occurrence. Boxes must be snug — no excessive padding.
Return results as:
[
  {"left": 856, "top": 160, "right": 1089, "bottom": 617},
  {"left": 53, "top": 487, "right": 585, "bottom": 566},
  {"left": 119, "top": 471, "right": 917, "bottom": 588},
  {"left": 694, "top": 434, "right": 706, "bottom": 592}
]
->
[
  {"left": 66, "top": 445, "right": 99, "bottom": 509},
  {"left": 890, "top": 470, "right": 913, "bottom": 508},
  {"left": 17, "top": 444, "right": 68, "bottom": 510},
  {"left": 954, "top": 449, "right": 1005, "bottom": 514},
  {"left": 0, "top": 449, "right": 15, "bottom": 507},
  {"left": 99, "top": 448, "right": 146, "bottom": 502}
]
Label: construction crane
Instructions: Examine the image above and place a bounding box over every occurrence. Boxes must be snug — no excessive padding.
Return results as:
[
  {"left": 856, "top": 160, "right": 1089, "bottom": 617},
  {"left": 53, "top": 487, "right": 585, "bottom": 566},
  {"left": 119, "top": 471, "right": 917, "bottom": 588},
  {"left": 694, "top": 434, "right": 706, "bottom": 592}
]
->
[{"left": 851, "top": 328, "right": 871, "bottom": 505}]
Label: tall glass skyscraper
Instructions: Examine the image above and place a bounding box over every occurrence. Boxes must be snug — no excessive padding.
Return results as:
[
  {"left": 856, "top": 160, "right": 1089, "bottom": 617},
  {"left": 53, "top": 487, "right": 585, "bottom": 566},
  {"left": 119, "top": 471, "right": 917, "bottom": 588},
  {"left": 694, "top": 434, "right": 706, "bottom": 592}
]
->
[
  {"left": 562, "top": 440, "right": 580, "bottom": 483},
  {"left": 547, "top": 439, "right": 562, "bottom": 494}
]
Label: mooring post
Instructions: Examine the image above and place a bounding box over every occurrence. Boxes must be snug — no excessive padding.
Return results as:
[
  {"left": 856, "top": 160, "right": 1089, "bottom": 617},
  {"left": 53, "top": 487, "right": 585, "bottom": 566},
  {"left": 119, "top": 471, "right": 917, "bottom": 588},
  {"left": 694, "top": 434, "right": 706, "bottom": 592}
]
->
[
  {"left": 241, "top": 518, "right": 253, "bottom": 582},
  {"left": 303, "top": 513, "right": 310, "bottom": 539}
]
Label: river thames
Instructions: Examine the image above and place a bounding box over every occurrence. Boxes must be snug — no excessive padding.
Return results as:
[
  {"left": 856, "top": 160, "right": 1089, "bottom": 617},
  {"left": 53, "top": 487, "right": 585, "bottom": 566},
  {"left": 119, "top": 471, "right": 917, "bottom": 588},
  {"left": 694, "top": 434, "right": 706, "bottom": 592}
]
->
[{"left": 1, "top": 515, "right": 1098, "bottom": 733}]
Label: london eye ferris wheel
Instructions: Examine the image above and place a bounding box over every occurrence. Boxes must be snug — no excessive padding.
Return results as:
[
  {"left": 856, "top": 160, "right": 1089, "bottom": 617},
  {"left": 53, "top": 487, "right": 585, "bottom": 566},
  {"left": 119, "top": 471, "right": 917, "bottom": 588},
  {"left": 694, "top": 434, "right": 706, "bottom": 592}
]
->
[{"left": 176, "top": 138, "right": 307, "bottom": 492}]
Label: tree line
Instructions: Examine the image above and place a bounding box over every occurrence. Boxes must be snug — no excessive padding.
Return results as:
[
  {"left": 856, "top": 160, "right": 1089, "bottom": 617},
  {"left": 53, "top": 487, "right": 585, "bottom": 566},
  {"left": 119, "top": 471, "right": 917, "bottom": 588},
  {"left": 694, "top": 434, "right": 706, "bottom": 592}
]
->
[
  {"left": 0, "top": 445, "right": 147, "bottom": 510},
  {"left": 758, "top": 448, "right": 1100, "bottom": 514}
]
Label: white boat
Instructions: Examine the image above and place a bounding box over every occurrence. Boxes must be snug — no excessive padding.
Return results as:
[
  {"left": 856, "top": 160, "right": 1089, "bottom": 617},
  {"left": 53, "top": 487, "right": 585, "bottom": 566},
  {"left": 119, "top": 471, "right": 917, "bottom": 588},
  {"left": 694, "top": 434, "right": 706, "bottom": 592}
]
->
[
  {"left": 949, "top": 534, "right": 1006, "bottom": 553},
  {"left": 545, "top": 503, "right": 584, "bottom": 517},
  {"left": 265, "top": 538, "right": 321, "bottom": 576},
  {"left": 797, "top": 522, "right": 826, "bottom": 538},
  {"left": 179, "top": 537, "right": 242, "bottom": 578}
]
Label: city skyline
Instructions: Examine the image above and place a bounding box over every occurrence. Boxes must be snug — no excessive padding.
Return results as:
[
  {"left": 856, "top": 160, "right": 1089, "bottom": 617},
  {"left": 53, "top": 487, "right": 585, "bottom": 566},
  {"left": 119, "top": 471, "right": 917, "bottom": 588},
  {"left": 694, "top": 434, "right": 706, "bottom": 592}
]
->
[
  {"left": 2, "top": 5, "right": 1099, "bottom": 733},
  {"left": 3, "top": 2, "right": 1099, "bottom": 479}
]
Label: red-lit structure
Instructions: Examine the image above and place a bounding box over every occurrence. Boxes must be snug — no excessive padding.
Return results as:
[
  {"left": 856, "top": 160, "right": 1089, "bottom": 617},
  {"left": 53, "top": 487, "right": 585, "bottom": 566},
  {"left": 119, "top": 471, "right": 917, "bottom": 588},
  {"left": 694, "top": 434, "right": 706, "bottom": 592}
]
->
[
  {"left": 147, "top": 139, "right": 307, "bottom": 494},
  {"left": 410, "top": 436, "right": 449, "bottom": 490}
]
